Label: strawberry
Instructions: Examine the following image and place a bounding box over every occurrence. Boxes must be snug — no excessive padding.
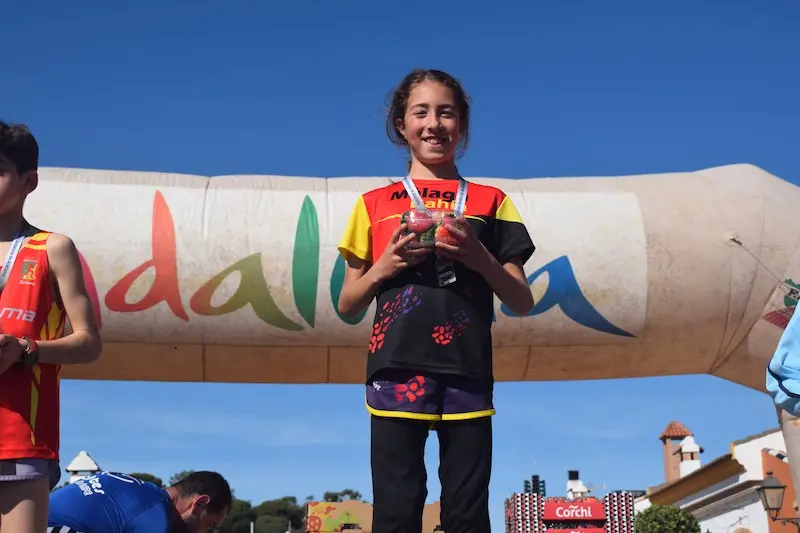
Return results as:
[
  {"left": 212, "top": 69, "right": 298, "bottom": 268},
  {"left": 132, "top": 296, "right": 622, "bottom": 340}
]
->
[
  {"left": 435, "top": 215, "right": 462, "bottom": 246},
  {"left": 404, "top": 209, "right": 435, "bottom": 234}
]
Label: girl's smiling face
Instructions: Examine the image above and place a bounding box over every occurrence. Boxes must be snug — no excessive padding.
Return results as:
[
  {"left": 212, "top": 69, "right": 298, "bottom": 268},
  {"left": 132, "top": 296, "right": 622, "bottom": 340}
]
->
[{"left": 396, "top": 80, "right": 463, "bottom": 167}]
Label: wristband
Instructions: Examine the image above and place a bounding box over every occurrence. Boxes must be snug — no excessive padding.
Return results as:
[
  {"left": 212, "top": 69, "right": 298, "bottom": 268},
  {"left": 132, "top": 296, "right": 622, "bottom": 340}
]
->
[{"left": 20, "top": 337, "right": 39, "bottom": 366}]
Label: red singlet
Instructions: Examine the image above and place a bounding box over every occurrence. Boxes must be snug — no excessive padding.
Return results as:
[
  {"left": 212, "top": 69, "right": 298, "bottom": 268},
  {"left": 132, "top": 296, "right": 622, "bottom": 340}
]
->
[{"left": 0, "top": 231, "right": 67, "bottom": 460}]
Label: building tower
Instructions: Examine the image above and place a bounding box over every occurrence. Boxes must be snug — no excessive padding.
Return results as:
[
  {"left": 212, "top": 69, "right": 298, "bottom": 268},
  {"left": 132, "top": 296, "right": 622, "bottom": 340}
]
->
[
  {"left": 566, "top": 470, "right": 590, "bottom": 500},
  {"left": 677, "top": 435, "right": 703, "bottom": 477},
  {"left": 65, "top": 450, "right": 101, "bottom": 484},
  {"left": 659, "top": 421, "right": 693, "bottom": 483}
]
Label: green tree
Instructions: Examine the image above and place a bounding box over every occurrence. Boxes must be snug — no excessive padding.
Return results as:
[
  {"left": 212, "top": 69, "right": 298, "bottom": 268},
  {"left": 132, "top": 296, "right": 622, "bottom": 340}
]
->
[
  {"left": 634, "top": 504, "right": 700, "bottom": 533},
  {"left": 252, "top": 496, "right": 306, "bottom": 531},
  {"left": 128, "top": 472, "right": 164, "bottom": 488},
  {"left": 216, "top": 498, "right": 257, "bottom": 533},
  {"left": 255, "top": 514, "right": 295, "bottom": 533},
  {"left": 168, "top": 470, "right": 197, "bottom": 486},
  {"left": 322, "top": 489, "right": 363, "bottom": 502},
  {"left": 216, "top": 496, "right": 306, "bottom": 533}
]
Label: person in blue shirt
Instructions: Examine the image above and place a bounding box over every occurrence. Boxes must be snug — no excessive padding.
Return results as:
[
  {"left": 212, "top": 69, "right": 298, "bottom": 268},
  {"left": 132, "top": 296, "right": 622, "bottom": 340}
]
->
[{"left": 47, "top": 470, "right": 231, "bottom": 533}]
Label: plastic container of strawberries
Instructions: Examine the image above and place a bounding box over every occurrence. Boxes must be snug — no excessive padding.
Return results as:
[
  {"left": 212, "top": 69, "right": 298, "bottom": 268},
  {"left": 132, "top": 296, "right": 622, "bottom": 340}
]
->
[{"left": 401, "top": 209, "right": 464, "bottom": 248}]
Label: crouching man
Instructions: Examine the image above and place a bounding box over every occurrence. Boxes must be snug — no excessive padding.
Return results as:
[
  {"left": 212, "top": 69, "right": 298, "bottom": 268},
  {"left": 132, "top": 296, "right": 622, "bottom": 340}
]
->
[{"left": 47, "top": 470, "right": 231, "bottom": 533}]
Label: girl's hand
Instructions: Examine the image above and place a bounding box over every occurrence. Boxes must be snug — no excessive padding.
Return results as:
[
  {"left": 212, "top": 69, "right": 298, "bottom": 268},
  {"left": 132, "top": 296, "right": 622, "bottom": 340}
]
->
[
  {"left": 373, "top": 224, "right": 431, "bottom": 282},
  {"left": 434, "top": 217, "right": 491, "bottom": 273}
]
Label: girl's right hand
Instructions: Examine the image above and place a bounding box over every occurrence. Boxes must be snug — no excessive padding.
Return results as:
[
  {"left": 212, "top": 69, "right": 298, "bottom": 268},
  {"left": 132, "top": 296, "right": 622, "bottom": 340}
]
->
[{"left": 372, "top": 224, "right": 431, "bottom": 282}]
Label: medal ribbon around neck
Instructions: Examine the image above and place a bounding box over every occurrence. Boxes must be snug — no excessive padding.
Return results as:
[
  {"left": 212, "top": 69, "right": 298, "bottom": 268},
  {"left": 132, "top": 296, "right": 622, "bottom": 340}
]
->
[{"left": 0, "top": 225, "right": 27, "bottom": 293}]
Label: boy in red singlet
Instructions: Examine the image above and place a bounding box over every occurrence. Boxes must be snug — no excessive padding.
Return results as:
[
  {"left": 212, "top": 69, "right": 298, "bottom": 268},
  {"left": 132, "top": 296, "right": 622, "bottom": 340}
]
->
[
  {"left": 337, "top": 70, "right": 536, "bottom": 533},
  {"left": 0, "top": 121, "right": 102, "bottom": 533}
]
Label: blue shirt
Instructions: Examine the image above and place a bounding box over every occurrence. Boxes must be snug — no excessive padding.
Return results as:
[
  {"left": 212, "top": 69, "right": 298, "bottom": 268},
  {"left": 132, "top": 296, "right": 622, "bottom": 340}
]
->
[
  {"left": 48, "top": 472, "right": 172, "bottom": 533},
  {"left": 767, "top": 305, "right": 800, "bottom": 414}
]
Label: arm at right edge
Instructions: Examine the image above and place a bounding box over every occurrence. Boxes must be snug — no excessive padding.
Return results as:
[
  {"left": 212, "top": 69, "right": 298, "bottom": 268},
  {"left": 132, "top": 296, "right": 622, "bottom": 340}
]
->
[{"left": 337, "top": 256, "right": 385, "bottom": 318}]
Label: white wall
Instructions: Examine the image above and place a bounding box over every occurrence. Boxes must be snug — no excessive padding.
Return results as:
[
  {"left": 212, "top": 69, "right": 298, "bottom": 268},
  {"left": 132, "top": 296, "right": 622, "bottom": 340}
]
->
[
  {"left": 634, "top": 497, "right": 652, "bottom": 513},
  {"left": 696, "top": 493, "right": 769, "bottom": 533},
  {"left": 680, "top": 459, "right": 702, "bottom": 478},
  {"left": 735, "top": 431, "right": 785, "bottom": 481},
  {"left": 673, "top": 474, "right": 743, "bottom": 508}
]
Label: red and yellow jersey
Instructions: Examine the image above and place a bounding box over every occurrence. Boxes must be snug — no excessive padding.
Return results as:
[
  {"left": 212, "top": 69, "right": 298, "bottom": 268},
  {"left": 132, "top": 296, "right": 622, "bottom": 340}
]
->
[
  {"left": 0, "top": 231, "right": 67, "bottom": 460},
  {"left": 338, "top": 179, "right": 535, "bottom": 386},
  {"left": 339, "top": 179, "right": 534, "bottom": 268}
]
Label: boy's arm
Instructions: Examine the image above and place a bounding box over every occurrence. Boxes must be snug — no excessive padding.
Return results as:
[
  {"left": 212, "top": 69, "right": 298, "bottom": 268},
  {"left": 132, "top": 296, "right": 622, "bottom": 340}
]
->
[{"left": 36, "top": 233, "right": 102, "bottom": 364}]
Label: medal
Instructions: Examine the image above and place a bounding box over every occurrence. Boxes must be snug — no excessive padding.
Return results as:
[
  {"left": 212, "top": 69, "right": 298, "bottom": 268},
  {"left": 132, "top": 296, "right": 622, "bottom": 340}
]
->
[{"left": 436, "top": 256, "right": 457, "bottom": 287}]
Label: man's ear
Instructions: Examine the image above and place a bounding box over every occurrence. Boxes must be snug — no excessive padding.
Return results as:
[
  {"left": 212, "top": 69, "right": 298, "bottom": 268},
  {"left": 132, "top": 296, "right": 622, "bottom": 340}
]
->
[
  {"left": 22, "top": 171, "right": 38, "bottom": 194},
  {"left": 194, "top": 493, "right": 211, "bottom": 511}
]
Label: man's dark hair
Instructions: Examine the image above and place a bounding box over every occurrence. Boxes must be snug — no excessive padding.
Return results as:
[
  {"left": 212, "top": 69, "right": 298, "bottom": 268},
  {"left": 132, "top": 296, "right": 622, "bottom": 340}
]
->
[
  {"left": 170, "top": 471, "right": 232, "bottom": 514},
  {"left": 0, "top": 121, "right": 38, "bottom": 174}
]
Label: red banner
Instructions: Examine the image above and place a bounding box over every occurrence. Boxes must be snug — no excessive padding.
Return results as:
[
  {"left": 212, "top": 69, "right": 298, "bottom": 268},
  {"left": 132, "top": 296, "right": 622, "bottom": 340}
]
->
[
  {"left": 545, "top": 529, "right": 605, "bottom": 533},
  {"left": 543, "top": 499, "right": 606, "bottom": 521}
]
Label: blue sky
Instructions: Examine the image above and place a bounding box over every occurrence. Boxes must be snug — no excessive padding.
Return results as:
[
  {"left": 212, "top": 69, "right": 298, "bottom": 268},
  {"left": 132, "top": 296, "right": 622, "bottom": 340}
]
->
[{"left": 5, "top": 0, "right": 800, "bottom": 529}]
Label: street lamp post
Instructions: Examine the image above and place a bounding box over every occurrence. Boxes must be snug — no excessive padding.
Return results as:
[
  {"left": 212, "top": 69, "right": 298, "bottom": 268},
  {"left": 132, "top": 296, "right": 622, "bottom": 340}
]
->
[{"left": 756, "top": 471, "right": 800, "bottom": 532}]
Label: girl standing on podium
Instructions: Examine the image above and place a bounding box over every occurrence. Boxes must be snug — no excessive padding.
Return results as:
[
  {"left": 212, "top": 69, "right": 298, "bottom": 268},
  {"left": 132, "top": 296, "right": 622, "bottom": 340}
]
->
[{"left": 337, "top": 69, "right": 536, "bottom": 533}]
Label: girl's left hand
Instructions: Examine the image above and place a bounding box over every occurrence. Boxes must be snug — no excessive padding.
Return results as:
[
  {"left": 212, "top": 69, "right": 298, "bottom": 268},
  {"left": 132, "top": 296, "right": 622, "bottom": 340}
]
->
[{"left": 434, "top": 217, "right": 491, "bottom": 273}]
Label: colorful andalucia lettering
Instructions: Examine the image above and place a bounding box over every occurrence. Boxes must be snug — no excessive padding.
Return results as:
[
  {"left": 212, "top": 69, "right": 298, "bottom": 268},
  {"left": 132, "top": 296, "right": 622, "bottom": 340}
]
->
[{"left": 103, "top": 191, "right": 633, "bottom": 337}]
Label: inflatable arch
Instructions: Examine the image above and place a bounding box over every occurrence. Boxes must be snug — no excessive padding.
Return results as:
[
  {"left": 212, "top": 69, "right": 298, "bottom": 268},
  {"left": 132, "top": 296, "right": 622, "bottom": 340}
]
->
[{"left": 25, "top": 164, "right": 800, "bottom": 489}]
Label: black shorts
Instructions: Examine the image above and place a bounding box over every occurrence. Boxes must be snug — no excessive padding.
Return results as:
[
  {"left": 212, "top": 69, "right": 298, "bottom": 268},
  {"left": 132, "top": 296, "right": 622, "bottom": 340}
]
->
[
  {"left": 0, "top": 459, "right": 60, "bottom": 489},
  {"left": 365, "top": 369, "right": 495, "bottom": 422}
]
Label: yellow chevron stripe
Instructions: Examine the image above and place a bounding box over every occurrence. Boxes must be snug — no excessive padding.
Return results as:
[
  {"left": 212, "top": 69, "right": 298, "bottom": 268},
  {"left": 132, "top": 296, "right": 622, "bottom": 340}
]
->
[
  {"left": 29, "top": 365, "right": 41, "bottom": 444},
  {"left": 40, "top": 302, "right": 66, "bottom": 341}
]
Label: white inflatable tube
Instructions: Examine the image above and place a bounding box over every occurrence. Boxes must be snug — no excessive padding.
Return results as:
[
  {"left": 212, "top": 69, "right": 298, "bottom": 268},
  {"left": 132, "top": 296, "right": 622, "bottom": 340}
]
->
[{"left": 24, "top": 164, "right": 797, "bottom": 389}]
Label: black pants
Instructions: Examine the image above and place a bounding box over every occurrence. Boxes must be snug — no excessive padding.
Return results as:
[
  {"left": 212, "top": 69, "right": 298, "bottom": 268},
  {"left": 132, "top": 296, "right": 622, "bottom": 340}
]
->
[{"left": 370, "top": 415, "right": 492, "bottom": 533}]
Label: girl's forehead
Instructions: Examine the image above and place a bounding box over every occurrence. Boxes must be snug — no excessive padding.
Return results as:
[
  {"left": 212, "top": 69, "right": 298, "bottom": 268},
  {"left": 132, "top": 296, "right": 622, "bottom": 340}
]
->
[{"left": 407, "top": 81, "right": 456, "bottom": 105}]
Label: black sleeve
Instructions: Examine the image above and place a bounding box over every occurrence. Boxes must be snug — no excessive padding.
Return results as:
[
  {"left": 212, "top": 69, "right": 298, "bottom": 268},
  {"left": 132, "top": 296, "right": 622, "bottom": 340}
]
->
[{"left": 493, "top": 193, "right": 535, "bottom": 265}]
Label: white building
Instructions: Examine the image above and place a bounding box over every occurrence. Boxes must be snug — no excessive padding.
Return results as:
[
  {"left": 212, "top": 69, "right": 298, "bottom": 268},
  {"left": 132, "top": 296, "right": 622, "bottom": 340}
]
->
[
  {"left": 65, "top": 450, "right": 101, "bottom": 484},
  {"left": 635, "top": 422, "right": 796, "bottom": 533},
  {"left": 566, "top": 469, "right": 591, "bottom": 500}
]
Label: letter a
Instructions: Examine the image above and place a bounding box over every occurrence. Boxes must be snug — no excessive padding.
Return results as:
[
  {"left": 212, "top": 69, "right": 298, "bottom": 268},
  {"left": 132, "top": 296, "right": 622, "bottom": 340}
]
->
[
  {"left": 499, "top": 255, "right": 633, "bottom": 337},
  {"left": 189, "top": 253, "right": 303, "bottom": 331},
  {"left": 105, "top": 191, "right": 189, "bottom": 320}
]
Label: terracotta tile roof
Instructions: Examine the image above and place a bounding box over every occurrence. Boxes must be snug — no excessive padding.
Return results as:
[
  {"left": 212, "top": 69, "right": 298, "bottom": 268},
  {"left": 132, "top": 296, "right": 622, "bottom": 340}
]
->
[{"left": 659, "top": 421, "right": 693, "bottom": 440}]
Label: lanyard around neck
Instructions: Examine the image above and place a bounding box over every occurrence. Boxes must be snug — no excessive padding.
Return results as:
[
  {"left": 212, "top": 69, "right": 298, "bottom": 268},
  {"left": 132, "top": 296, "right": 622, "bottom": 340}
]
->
[
  {"left": 0, "top": 226, "right": 27, "bottom": 293},
  {"left": 400, "top": 176, "right": 468, "bottom": 216}
]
